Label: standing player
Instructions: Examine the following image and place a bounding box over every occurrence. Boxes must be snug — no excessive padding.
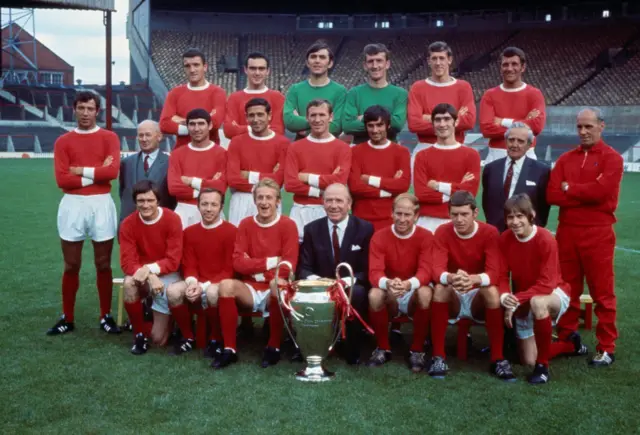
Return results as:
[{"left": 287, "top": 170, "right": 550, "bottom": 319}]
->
[
  {"left": 349, "top": 105, "right": 411, "bottom": 231},
  {"left": 547, "top": 108, "right": 623, "bottom": 367},
  {"left": 480, "top": 47, "right": 546, "bottom": 164},
  {"left": 413, "top": 103, "right": 480, "bottom": 234},
  {"left": 165, "top": 188, "right": 237, "bottom": 356},
  {"left": 48, "top": 91, "right": 121, "bottom": 336},
  {"left": 500, "top": 193, "right": 585, "bottom": 384},
  {"left": 407, "top": 41, "right": 476, "bottom": 171},
  {"left": 223, "top": 53, "right": 285, "bottom": 138},
  {"left": 167, "top": 108, "right": 227, "bottom": 229},
  {"left": 159, "top": 48, "right": 226, "bottom": 148},
  {"left": 284, "top": 40, "right": 347, "bottom": 140},
  {"left": 341, "top": 43, "right": 408, "bottom": 146},
  {"left": 119, "top": 180, "right": 183, "bottom": 354},
  {"left": 214, "top": 179, "right": 299, "bottom": 369},
  {"left": 429, "top": 191, "right": 514, "bottom": 381},
  {"left": 284, "top": 99, "right": 352, "bottom": 241},
  {"left": 227, "top": 98, "right": 289, "bottom": 227},
  {"left": 366, "top": 194, "right": 434, "bottom": 372}
]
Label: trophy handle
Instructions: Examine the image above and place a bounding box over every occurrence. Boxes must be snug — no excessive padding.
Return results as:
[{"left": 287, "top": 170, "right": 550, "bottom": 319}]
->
[
  {"left": 274, "top": 260, "right": 300, "bottom": 350},
  {"left": 329, "top": 262, "right": 356, "bottom": 350}
]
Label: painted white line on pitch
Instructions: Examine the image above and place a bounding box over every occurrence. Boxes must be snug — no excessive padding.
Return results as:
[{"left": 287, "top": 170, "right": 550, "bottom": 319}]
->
[{"left": 616, "top": 246, "right": 640, "bottom": 254}]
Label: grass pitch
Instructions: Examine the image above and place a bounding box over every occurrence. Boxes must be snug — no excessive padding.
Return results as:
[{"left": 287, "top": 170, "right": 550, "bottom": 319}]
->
[{"left": 1, "top": 159, "right": 639, "bottom": 434}]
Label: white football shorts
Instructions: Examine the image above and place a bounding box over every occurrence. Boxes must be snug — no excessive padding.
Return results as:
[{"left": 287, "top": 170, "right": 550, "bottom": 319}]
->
[{"left": 57, "top": 193, "right": 117, "bottom": 242}]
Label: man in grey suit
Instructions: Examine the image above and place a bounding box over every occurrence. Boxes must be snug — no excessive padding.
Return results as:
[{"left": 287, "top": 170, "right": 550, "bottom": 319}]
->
[
  {"left": 119, "top": 120, "right": 176, "bottom": 223},
  {"left": 482, "top": 122, "right": 550, "bottom": 233}
]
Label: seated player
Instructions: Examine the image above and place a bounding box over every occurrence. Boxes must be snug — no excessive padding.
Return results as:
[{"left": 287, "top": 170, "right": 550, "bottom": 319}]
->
[
  {"left": 226, "top": 97, "right": 289, "bottom": 227},
  {"left": 119, "top": 180, "right": 183, "bottom": 354},
  {"left": 168, "top": 108, "right": 227, "bottom": 229},
  {"left": 413, "top": 103, "right": 480, "bottom": 234},
  {"left": 500, "top": 193, "right": 587, "bottom": 384},
  {"left": 430, "top": 190, "right": 514, "bottom": 381},
  {"left": 165, "top": 188, "right": 237, "bottom": 356},
  {"left": 284, "top": 99, "right": 351, "bottom": 242},
  {"left": 214, "top": 178, "right": 299, "bottom": 369},
  {"left": 366, "top": 193, "right": 434, "bottom": 372},
  {"left": 349, "top": 105, "right": 411, "bottom": 232}
]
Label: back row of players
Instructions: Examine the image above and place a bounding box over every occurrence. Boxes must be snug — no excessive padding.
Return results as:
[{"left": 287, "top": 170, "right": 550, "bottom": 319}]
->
[{"left": 48, "top": 40, "right": 622, "bottom": 384}]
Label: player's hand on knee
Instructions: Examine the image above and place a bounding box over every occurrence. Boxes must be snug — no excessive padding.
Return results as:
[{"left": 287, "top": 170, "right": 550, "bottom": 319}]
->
[
  {"left": 501, "top": 293, "right": 519, "bottom": 311},
  {"left": 185, "top": 283, "right": 200, "bottom": 303},
  {"left": 148, "top": 274, "right": 164, "bottom": 295},
  {"left": 133, "top": 266, "right": 150, "bottom": 283}
]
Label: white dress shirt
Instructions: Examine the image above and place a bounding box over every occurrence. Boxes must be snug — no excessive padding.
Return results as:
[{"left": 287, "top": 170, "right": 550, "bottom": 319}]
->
[
  {"left": 503, "top": 155, "right": 526, "bottom": 198},
  {"left": 307, "top": 215, "right": 353, "bottom": 285},
  {"left": 142, "top": 148, "right": 160, "bottom": 170}
]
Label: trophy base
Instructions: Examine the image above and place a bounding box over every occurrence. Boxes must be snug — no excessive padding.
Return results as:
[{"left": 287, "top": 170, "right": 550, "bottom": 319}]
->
[{"left": 295, "top": 365, "right": 335, "bottom": 382}]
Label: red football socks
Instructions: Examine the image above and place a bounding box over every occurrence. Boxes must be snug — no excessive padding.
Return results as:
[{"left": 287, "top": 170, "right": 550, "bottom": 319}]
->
[
  {"left": 61, "top": 271, "right": 80, "bottom": 322},
  {"left": 267, "top": 296, "right": 284, "bottom": 349},
  {"left": 369, "top": 307, "right": 390, "bottom": 351},
  {"left": 96, "top": 269, "right": 113, "bottom": 319},
  {"left": 124, "top": 300, "right": 146, "bottom": 336},
  {"left": 218, "top": 297, "right": 238, "bottom": 351},
  {"left": 430, "top": 301, "right": 449, "bottom": 358},
  {"left": 205, "top": 306, "right": 222, "bottom": 342},
  {"left": 410, "top": 307, "right": 430, "bottom": 352},
  {"left": 550, "top": 340, "right": 576, "bottom": 358},
  {"left": 485, "top": 307, "right": 505, "bottom": 362},
  {"left": 170, "top": 304, "right": 194, "bottom": 340},
  {"left": 534, "top": 316, "right": 553, "bottom": 366}
]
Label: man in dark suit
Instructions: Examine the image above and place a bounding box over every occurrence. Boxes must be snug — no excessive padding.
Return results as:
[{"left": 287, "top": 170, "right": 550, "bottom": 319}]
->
[
  {"left": 119, "top": 120, "right": 175, "bottom": 223},
  {"left": 482, "top": 122, "right": 550, "bottom": 233},
  {"left": 297, "top": 183, "right": 374, "bottom": 365}
]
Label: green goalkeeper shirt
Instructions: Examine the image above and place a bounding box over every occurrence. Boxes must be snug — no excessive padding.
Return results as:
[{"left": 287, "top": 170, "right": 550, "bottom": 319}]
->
[
  {"left": 341, "top": 83, "right": 408, "bottom": 144},
  {"left": 283, "top": 79, "right": 347, "bottom": 139}
]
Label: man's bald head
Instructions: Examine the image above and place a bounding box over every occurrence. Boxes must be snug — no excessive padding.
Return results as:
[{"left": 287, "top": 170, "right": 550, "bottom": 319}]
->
[
  {"left": 137, "top": 120, "right": 162, "bottom": 153},
  {"left": 576, "top": 107, "right": 605, "bottom": 148},
  {"left": 323, "top": 183, "right": 351, "bottom": 224}
]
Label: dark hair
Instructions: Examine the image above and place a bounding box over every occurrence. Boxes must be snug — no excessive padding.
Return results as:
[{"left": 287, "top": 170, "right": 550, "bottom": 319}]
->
[
  {"left": 428, "top": 41, "right": 452, "bottom": 57},
  {"left": 132, "top": 179, "right": 160, "bottom": 202},
  {"left": 186, "top": 108, "right": 211, "bottom": 124},
  {"left": 197, "top": 187, "right": 225, "bottom": 206},
  {"left": 245, "top": 97, "right": 272, "bottom": 114},
  {"left": 245, "top": 52, "right": 270, "bottom": 68},
  {"left": 306, "top": 40, "right": 334, "bottom": 62},
  {"left": 501, "top": 46, "right": 526, "bottom": 66},
  {"left": 363, "top": 105, "right": 391, "bottom": 127},
  {"left": 504, "top": 193, "right": 535, "bottom": 224},
  {"left": 363, "top": 43, "right": 390, "bottom": 60},
  {"left": 449, "top": 190, "right": 477, "bottom": 210},
  {"left": 182, "top": 48, "right": 206, "bottom": 64},
  {"left": 432, "top": 103, "right": 458, "bottom": 122},
  {"left": 306, "top": 98, "right": 333, "bottom": 116},
  {"left": 73, "top": 91, "right": 101, "bottom": 110}
]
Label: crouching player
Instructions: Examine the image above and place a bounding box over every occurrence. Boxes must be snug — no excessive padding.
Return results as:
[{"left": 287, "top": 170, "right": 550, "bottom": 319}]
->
[
  {"left": 430, "top": 190, "right": 514, "bottom": 380},
  {"left": 366, "top": 193, "right": 434, "bottom": 372},
  {"left": 165, "top": 188, "right": 237, "bottom": 356},
  {"left": 214, "top": 178, "right": 299, "bottom": 369},
  {"left": 500, "top": 193, "right": 587, "bottom": 384},
  {"left": 119, "top": 180, "right": 183, "bottom": 354}
]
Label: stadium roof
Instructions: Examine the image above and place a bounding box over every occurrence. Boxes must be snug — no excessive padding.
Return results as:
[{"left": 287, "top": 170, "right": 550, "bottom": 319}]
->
[{"left": 1, "top": 0, "right": 115, "bottom": 12}]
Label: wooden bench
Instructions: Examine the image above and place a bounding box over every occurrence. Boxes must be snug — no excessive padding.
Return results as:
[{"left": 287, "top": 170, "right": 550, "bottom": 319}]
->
[{"left": 580, "top": 293, "right": 594, "bottom": 330}]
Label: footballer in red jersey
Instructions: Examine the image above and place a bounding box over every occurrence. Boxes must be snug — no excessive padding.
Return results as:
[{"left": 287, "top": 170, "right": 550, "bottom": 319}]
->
[
  {"left": 429, "top": 191, "right": 515, "bottom": 381},
  {"left": 214, "top": 178, "right": 299, "bottom": 369},
  {"left": 366, "top": 194, "right": 434, "bottom": 372},
  {"left": 119, "top": 180, "right": 184, "bottom": 355},
  {"left": 348, "top": 105, "right": 411, "bottom": 232},
  {"left": 159, "top": 48, "right": 226, "bottom": 148},
  {"left": 168, "top": 108, "right": 227, "bottom": 229},
  {"left": 48, "top": 91, "right": 121, "bottom": 336},
  {"left": 165, "top": 188, "right": 237, "bottom": 357},
  {"left": 227, "top": 97, "right": 289, "bottom": 227},
  {"left": 500, "top": 193, "right": 586, "bottom": 384}
]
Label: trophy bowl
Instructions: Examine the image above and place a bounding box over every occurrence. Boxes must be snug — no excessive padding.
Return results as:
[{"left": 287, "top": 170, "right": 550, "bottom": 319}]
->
[{"left": 275, "top": 261, "right": 354, "bottom": 382}]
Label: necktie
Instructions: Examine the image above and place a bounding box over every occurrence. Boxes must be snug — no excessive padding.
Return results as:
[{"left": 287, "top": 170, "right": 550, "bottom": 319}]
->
[
  {"left": 144, "top": 155, "right": 150, "bottom": 173},
  {"left": 332, "top": 224, "right": 341, "bottom": 265},
  {"left": 504, "top": 159, "right": 515, "bottom": 198}
]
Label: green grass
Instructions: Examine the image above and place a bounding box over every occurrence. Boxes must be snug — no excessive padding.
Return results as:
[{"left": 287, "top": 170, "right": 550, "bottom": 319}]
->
[{"left": 1, "top": 159, "right": 640, "bottom": 434}]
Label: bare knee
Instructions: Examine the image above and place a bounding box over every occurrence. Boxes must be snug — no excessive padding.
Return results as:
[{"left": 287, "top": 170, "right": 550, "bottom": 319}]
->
[
  {"left": 368, "top": 287, "right": 386, "bottom": 310},
  {"left": 416, "top": 286, "right": 433, "bottom": 308},
  {"left": 480, "top": 285, "right": 500, "bottom": 309},
  {"left": 166, "top": 282, "right": 185, "bottom": 306},
  {"left": 206, "top": 284, "right": 219, "bottom": 307},
  {"left": 433, "top": 284, "right": 451, "bottom": 302},
  {"left": 530, "top": 296, "right": 548, "bottom": 319},
  {"left": 218, "top": 279, "right": 236, "bottom": 298},
  {"left": 123, "top": 276, "right": 139, "bottom": 302}
]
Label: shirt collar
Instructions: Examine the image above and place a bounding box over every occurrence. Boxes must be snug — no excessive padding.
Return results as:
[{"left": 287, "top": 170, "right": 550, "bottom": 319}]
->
[
  {"left": 243, "top": 87, "right": 268, "bottom": 94},
  {"left": 201, "top": 217, "right": 223, "bottom": 229},
  {"left": 433, "top": 143, "right": 461, "bottom": 150},
  {"left": 253, "top": 213, "right": 281, "bottom": 228},
  {"left": 188, "top": 141, "right": 215, "bottom": 151},
  {"left": 142, "top": 148, "right": 160, "bottom": 160},
  {"left": 515, "top": 225, "right": 537, "bottom": 243},
  {"left": 138, "top": 207, "right": 163, "bottom": 225},
  {"left": 499, "top": 83, "right": 527, "bottom": 93},
  {"left": 367, "top": 140, "right": 391, "bottom": 150},
  {"left": 576, "top": 139, "right": 606, "bottom": 153},
  {"left": 187, "top": 81, "right": 210, "bottom": 91},
  {"left": 74, "top": 125, "right": 100, "bottom": 134},
  {"left": 249, "top": 130, "right": 276, "bottom": 141},
  {"left": 329, "top": 215, "right": 349, "bottom": 231},
  {"left": 426, "top": 77, "right": 457, "bottom": 87},
  {"left": 454, "top": 221, "right": 479, "bottom": 240},
  {"left": 506, "top": 154, "right": 526, "bottom": 169},
  {"left": 307, "top": 134, "right": 335, "bottom": 143},
  {"left": 391, "top": 224, "right": 416, "bottom": 239}
]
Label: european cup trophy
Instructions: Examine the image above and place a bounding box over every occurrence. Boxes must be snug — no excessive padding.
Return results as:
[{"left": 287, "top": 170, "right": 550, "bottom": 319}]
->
[{"left": 274, "top": 261, "right": 355, "bottom": 382}]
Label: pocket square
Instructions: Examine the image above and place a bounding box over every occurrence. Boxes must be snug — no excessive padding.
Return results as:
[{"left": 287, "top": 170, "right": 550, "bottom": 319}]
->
[
  {"left": 526, "top": 180, "right": 536, "bottom": 186},
  {"left": 351, "top": 244, "right": 361, "bottom": 251}
]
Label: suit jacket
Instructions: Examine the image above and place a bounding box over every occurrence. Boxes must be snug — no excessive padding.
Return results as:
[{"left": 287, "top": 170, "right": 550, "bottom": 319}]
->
[
  {"left": 119, "top": 150, "right": 176, "bottom": 222},
  {"left": 298, "top": 215, "right": 374, "bottom": 288},
  {"left": 482, "top": 156, "right": 551, "bottom": 233}
]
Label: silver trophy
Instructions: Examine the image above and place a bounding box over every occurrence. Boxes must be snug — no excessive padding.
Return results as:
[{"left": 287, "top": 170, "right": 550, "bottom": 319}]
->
[{"left": 275, "top": 261, "right": 354, "bottom": 382}]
